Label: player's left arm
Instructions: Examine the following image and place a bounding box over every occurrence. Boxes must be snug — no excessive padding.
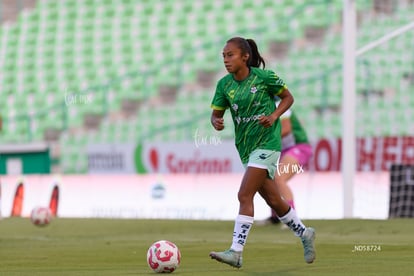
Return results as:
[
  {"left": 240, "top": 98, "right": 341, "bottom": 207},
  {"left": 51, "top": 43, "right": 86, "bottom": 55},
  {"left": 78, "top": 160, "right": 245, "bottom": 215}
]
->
[{"left": 259, "top": 88, "right": 294, "bottom": 127}]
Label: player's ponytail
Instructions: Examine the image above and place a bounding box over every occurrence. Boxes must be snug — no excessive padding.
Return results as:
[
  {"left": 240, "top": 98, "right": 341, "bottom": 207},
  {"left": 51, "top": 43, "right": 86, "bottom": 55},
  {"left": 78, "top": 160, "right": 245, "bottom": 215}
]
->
[{"left": 246, "top": 38, "right": 265, "bottom": 69}]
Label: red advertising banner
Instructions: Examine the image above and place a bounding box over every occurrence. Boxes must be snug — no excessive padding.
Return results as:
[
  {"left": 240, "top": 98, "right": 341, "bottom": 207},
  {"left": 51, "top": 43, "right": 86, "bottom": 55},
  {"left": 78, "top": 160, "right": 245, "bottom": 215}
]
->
[{"left": 308, "top": 136, "right": 414, "bottom": 172}]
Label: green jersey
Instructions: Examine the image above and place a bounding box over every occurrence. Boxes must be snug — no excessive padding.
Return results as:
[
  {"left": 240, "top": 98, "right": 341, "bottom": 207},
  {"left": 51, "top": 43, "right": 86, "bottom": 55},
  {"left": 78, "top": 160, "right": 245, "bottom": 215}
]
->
[
  {"left": 290, "top": 111, "right": 309, "bottom": 144},
  {"left": 211, "top": 67, "right": 287, "bottom": 164},
  {"left": 278, "top": 104, "right": 309, "bottom": 146}
]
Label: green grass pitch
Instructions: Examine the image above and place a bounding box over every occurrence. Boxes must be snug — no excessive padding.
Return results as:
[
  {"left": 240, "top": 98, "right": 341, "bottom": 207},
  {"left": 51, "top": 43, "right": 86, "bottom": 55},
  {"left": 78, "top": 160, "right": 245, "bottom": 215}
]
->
[{"left": 0, "top": 218, "right": 413, "bottom": 275}]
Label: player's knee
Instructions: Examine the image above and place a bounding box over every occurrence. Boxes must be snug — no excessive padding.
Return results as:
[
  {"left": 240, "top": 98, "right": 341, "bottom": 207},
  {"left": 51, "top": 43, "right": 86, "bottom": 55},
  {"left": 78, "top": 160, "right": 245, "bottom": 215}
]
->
[{"left": 237, "top": 191, "right": 254, "bottom": 204}]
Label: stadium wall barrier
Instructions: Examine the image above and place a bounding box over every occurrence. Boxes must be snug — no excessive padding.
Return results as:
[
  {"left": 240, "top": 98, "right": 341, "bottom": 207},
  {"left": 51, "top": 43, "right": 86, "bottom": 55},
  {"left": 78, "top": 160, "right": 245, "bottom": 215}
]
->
[
  {"left": 86, "top": 136, "right": 414, "bottom": 174},
  {"left": 0, "top": 172, "right": 389, "bottom": 220}
]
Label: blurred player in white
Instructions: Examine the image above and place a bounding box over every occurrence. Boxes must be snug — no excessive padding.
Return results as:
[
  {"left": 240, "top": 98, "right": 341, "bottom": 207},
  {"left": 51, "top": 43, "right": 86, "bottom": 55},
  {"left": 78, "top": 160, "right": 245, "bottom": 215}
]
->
[{"left": 260, "top": 100, "right": 313, "bottom": 226}]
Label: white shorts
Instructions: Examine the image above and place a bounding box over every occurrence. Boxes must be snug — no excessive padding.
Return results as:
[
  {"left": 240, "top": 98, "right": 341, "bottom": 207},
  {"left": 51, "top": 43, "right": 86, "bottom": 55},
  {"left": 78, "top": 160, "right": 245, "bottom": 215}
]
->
[{"left": 244, "top": 149, "right": 281, "bottom": 179}]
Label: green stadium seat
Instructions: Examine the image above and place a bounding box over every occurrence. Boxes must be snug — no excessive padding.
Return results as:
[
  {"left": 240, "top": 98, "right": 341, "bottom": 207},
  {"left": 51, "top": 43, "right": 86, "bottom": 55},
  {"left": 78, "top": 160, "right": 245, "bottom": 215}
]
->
[{"left": 1, "top": 0, "right": 413, "bottom": 172}]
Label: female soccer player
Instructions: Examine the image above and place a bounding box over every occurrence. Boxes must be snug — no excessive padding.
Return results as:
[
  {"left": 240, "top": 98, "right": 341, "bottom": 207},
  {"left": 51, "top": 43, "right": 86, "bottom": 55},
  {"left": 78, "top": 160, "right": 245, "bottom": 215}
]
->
[{"left": 209, "top": 37, "right": 316, "bottom": 268}]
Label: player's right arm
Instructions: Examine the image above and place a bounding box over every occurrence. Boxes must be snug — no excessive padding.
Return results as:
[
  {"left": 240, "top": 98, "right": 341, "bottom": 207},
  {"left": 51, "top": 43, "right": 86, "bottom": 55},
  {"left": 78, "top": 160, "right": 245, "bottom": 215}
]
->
[
  {"left": 210, "top": 78, "right": 229, "bottom": 131},
  {"left": 275, "top": 98, "right": 293, "bottom": 137},
  {"left": 211, "top": 109, "right": 225, "bottom": 131}
]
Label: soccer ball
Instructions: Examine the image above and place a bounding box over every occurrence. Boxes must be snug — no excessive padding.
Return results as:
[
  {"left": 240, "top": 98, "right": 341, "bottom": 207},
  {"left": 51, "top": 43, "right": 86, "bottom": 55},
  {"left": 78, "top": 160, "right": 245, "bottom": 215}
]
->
[
  {"left": 30, "top": 206, "right": 52, "bottom": 226},
  {"left": 147, "top": 240, "right": 181, "bottom": 273}
]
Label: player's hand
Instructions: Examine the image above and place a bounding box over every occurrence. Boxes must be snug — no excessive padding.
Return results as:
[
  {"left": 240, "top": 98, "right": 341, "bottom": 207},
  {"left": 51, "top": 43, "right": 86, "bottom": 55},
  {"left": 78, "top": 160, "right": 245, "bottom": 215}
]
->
[
  {"left": 211, "top": 117, "right": 225, "bottom": 131},
  {"left": 258, "top": 115, "right": 276, "bottom": 128}
]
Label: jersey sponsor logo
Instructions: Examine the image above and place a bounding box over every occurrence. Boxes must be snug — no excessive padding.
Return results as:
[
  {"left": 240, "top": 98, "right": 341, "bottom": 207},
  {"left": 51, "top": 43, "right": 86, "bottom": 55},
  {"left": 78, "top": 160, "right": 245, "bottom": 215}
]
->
[
  {"left": 234, "top": 113, "right": 265, "bottom": 125},
  {"left": 228, "top": 89, "right": 235, "bottom": 99}
]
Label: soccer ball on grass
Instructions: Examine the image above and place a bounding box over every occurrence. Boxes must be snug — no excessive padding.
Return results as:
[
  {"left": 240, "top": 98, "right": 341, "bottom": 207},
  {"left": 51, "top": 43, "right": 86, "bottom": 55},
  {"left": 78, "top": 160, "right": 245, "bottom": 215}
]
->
[
  {"left": 30, "top": 206, "right": 52, "bottom": 226},
  {"left": 147, "top": 240, "right": 181, "bottom": 273}
]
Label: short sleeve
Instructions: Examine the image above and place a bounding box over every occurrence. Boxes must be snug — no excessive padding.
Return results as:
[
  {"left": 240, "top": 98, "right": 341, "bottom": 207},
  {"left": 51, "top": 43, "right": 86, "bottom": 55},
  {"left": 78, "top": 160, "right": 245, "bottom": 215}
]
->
[
  {"left": 265, "top": 70, "right": 288, "bottom": 96},
  {"left": 211, "top": 79, "right": 229, "bottom": 110}
]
